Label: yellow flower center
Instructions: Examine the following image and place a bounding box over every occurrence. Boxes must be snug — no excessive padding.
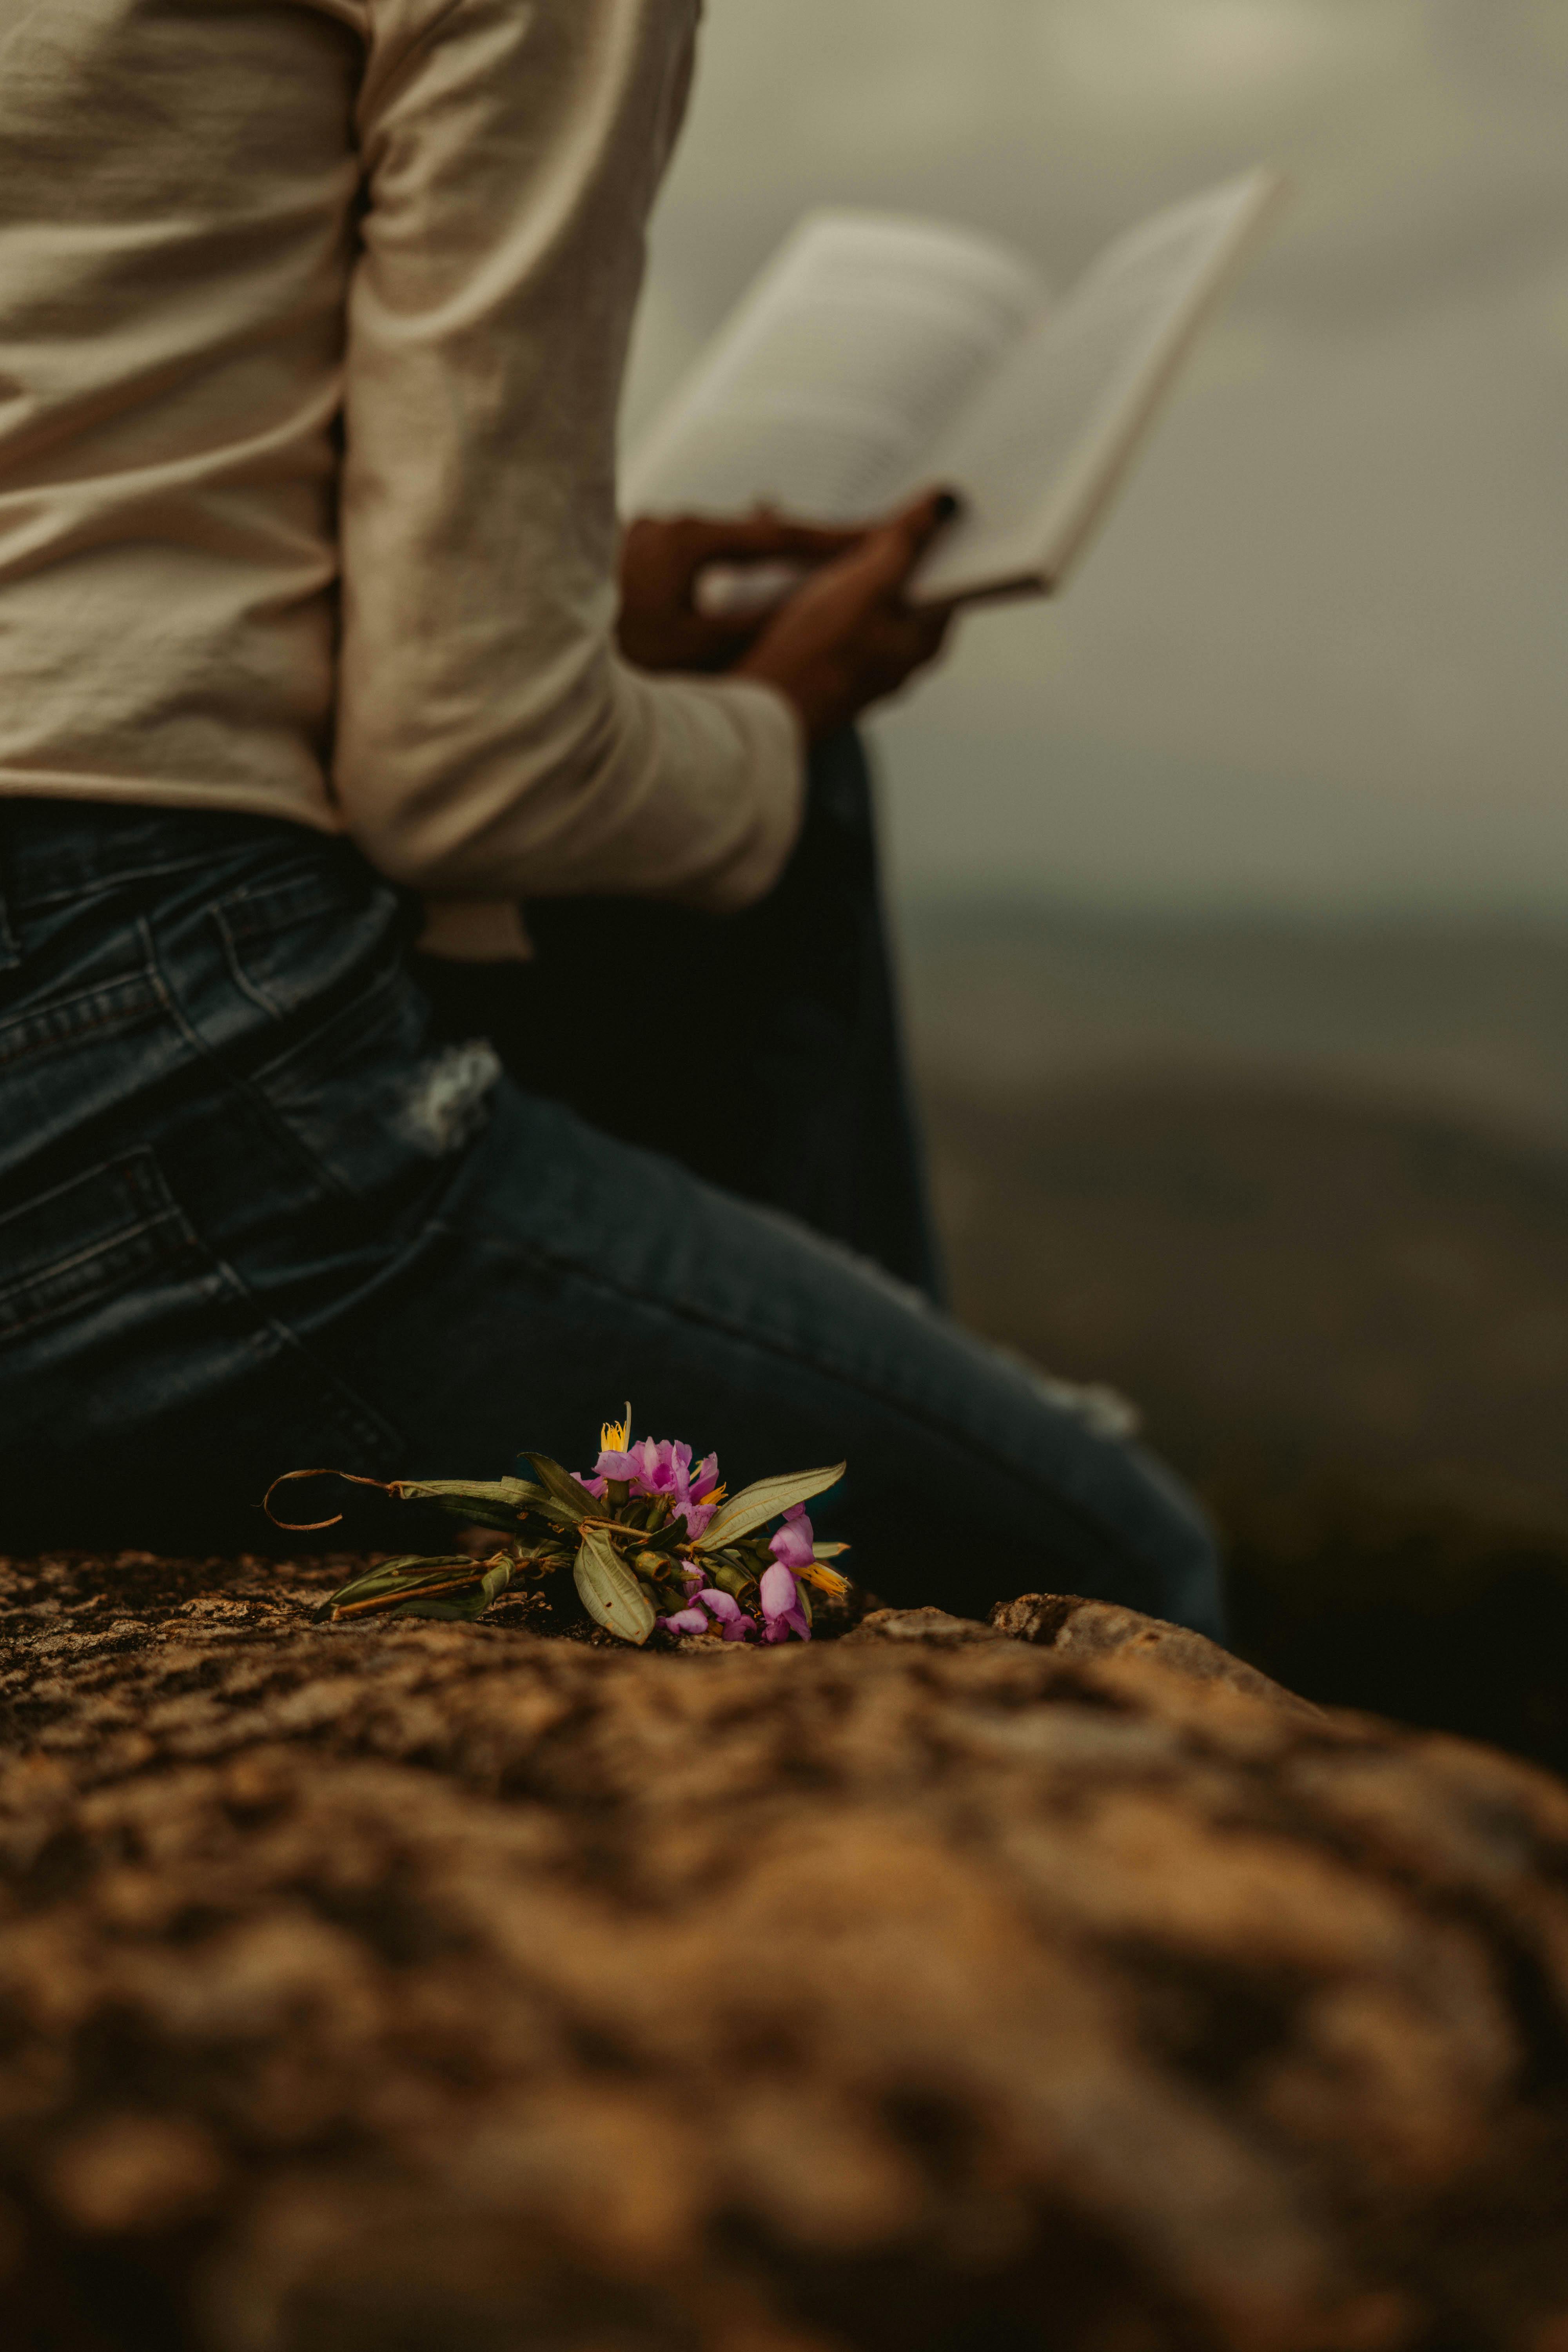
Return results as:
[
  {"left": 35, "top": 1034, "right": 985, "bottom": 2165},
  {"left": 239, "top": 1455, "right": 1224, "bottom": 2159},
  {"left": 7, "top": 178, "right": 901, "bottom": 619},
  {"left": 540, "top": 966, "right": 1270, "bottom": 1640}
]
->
[{"left": 601, "top": 1402, "right": 633, "bottom": 1453}]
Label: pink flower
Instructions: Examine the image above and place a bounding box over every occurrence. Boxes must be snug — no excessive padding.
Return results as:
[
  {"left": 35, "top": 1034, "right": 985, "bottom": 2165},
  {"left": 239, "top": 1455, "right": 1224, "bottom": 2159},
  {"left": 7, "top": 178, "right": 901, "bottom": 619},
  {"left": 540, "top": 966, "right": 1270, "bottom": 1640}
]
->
[
  {"left": 759, "top": 1560, "right": 811, "bottom": 1644},
  {"left": 659, "top": 1586, "right": 757, "bottom": 1643},
  {"left": 769, "top": 1504, "right": 816, "bottom": 1572},
  {"left": 695, "top": 1588, "right": 757, "bottom": 1642},
  {"left": 659, "top": 1606, "right": 711, "bottom": 1637},
  {"left": 580, "top": 1435, "right": 723, "bottom": 1537}
]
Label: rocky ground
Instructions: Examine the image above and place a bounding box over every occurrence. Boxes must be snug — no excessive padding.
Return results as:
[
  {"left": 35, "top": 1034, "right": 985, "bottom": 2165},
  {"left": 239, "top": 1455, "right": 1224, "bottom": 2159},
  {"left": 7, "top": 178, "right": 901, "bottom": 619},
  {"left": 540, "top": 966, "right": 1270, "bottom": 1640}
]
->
[{"left": 4, "top": 1549, "right": 1568, "bottom": 2350}]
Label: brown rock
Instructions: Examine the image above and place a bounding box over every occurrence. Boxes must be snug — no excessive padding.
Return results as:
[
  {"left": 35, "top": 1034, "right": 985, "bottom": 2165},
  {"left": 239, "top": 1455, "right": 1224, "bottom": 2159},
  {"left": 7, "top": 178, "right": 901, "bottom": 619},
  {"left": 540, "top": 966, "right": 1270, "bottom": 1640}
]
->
[
  {"left": 47, "top": 2116, "right": 227, "bottom": 2235},
  {"left": 993, "top": 1589, "right": 1323, "bottom": 1715},
  {"left": 3, "top": 1548, "right": 1568, "bottom": 2350},
  {"left": 843, "top": 1604, "right": 1005, "bottom": 1646}
]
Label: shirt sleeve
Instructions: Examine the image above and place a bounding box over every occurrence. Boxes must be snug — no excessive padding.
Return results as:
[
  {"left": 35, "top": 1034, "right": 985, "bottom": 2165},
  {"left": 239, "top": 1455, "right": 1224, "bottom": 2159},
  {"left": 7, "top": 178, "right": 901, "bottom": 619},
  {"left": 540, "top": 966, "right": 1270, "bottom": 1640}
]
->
[{"left": 334, "top": 0, "right": 805, "bottom": 913}]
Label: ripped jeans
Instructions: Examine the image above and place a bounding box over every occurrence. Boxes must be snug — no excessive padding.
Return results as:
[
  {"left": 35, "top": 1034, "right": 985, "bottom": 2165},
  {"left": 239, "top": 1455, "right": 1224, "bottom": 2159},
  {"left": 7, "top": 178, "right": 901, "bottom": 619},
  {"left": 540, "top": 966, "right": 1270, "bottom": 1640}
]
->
[{"left": 0, "top": 746, "right": 1223, "bottom": 1634}]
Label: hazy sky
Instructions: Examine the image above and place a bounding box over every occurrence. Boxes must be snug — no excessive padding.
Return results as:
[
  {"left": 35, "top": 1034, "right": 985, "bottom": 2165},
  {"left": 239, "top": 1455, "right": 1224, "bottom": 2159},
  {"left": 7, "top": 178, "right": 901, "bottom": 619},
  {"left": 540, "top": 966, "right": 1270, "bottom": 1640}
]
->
[{"left": 622, "top": 0, "right": 1568, "bottom": 913}]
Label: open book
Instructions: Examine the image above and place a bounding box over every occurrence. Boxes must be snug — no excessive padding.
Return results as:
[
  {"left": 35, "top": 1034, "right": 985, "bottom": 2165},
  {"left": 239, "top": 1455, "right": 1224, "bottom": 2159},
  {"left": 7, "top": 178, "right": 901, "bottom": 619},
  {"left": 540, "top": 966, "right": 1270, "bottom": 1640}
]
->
[{"left": 622, "top": 170, "right": 1286, "bottom": 609}]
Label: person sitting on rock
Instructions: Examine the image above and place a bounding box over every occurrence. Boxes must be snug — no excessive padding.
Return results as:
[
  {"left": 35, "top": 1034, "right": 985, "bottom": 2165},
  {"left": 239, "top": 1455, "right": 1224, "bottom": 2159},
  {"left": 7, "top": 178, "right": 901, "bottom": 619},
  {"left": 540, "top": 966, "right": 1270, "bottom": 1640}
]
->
[{"left": 0, "top": 0, "right": 1220, "bottom": 1634}]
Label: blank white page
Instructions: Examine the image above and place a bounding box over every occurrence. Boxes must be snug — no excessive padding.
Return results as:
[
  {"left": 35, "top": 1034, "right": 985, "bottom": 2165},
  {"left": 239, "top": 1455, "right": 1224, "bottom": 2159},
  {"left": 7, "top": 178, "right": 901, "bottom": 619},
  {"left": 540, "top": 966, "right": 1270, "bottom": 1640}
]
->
[
  {"left": 912, "top": 171, "right": 1288, "bottom": 604},
  {"left": 622, "top": 212, "right": 1046, "bottom": 524}
]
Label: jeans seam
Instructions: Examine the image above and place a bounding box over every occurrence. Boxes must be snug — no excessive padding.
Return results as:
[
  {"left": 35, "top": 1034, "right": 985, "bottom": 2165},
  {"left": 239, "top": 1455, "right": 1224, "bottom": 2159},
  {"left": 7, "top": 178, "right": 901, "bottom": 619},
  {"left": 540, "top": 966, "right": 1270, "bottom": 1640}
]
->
[
  {"left": 0, "top": 973, "right": 165, "bottom": 1071},
  {"left": 213, "top": 903, "right": 287, "bottom": 1022},
  {"left": 210, "top": 873, "right": 379, "bottom": 1021},
  {"left": 112, "top": 956, "right": 404, "bottom": 1463},
  {"left": 0, "top": 1147, "right": 203, "bottom": 1341},
  {"left": 13, "top": 849, "right": 295, "bottom": 910},
  {"left": 0, "top": 1212, "right": 163, "bottom": 1316},
  {"left": 138, "top": 913, "right": 364, "bottom": 1210},
  {"left": 194, "top": 1245, "right": 405, "bottom": 1468},
  {"left": 131, "top": 1154, "right": 406, "bottom": 1470}
]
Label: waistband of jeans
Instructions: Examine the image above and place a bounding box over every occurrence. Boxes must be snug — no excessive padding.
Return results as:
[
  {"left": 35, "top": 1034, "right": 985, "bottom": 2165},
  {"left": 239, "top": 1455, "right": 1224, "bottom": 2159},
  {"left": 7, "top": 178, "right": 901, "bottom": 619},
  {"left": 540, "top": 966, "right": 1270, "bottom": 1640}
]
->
[{"left": 0, "top": 795, "right": 344, "bottom": 934}]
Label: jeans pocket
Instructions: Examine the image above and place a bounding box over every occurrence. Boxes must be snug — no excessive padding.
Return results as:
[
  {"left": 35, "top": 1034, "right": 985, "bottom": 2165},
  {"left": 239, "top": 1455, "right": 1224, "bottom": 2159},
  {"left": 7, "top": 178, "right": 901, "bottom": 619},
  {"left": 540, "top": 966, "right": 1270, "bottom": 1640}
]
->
[
  {"left": 0, "top": 1146, "right": 405, "bottom": 1535},
  {"left": 0, "top": 1148, "right": 201, "bottom": 1342},
  {"left": 213, "top": 853, "right": 405, "bottom": 1023}
]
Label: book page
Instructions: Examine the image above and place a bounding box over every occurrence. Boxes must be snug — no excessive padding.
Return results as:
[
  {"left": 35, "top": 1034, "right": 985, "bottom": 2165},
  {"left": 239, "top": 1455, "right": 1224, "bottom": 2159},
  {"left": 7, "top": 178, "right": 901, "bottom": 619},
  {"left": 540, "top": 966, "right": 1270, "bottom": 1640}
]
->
[
  {"left": 911, "top": 172, "right": 1288, "bottom": 604},
  {"left": 621, "top": 213, "right": 1046, "bottom": 524}
]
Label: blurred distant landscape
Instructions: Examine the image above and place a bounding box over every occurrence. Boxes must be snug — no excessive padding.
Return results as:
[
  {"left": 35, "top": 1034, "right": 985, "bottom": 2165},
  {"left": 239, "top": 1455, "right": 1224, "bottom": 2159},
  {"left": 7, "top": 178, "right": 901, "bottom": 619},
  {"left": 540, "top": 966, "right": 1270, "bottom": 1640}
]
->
[{"left": 903, "top": 904, "right": 1568, "bottom": 1770}]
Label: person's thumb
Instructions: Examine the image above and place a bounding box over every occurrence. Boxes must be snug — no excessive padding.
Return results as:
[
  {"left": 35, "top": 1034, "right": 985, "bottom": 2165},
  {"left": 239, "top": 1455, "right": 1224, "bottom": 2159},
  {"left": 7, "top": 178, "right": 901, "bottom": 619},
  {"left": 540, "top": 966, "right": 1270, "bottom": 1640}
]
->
[{"left": 852, "top": 487, "right": 963, "bottom": 598}]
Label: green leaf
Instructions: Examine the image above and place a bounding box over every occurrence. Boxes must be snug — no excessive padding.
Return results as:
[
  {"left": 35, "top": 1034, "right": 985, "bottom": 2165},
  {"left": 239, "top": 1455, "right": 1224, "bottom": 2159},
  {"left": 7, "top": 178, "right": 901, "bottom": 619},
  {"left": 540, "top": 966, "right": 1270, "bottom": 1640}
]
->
[
  {"left": 318, "top": 1555, "right": 478, "bottom": 1617},
  {"left": 380, "top": 1477, "right": 555, "bottom": 1535},
  {"left": 813, "top": 1541, "right": 850, "bottom": 1560},
  {"left": 392, "top": 1476, "right": 546, "bottom": 1514},
  {"left": 477, "top": 1559, "right": 514, "bottom": 1606},
  {"left": 392, "top": 1590, "right": 494, "bottom": 1622},
  {"left": 333, "top": 1553, "right": 456, "bottom": 1593},
  {"left": 573, "top": 1526, "right": 656, "bottom": 1646},
  {"left": 623, "top": 1522, "right": 684, "bottom": 1561},
  {"left": 518, "top": 1543, "right": 574, "bottom": 1574},
  {"left": 524, "top": 1454, "right": 594, "bottom": 1524},
  {"left": 394, "top": 1555, "right": 515, "bottom": 1621},
  {"left": 693, "top": 1464, "right": 846, "bottom": 1553}
]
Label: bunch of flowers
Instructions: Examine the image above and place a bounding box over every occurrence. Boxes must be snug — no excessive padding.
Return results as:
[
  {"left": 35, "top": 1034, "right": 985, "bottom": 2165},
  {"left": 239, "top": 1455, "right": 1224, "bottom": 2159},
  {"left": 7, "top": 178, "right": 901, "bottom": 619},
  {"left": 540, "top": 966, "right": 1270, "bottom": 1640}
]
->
[{"left": 268, "top": 1408, "right": 849, "bottom": 1647}]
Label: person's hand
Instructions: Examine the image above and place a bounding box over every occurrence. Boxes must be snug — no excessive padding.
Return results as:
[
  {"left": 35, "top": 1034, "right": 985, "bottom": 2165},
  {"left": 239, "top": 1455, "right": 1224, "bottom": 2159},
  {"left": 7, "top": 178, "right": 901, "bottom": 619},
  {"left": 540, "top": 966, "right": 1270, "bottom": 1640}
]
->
[
  {"left": 616, "top": 509, "right": 864, "bottom": 675},
  {"left": 733, "top": 489, "right": 960, "bottom": 742}
]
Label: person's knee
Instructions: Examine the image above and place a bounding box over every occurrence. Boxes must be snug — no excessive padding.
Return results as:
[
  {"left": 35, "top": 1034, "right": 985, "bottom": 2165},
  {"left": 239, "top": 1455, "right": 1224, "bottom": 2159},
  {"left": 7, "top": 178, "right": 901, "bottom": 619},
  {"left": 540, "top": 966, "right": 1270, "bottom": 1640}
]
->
[{"left": 1126, "top": 1445, "right": 1226, "bottom": 1641}]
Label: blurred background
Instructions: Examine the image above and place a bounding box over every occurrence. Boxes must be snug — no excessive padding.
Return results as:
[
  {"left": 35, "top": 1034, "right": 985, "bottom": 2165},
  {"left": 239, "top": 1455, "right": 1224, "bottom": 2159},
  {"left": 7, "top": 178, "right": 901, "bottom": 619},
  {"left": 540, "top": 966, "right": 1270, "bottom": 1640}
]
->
[{"left": 622, "top": 2, "right": 1568, "bottom": 1765}]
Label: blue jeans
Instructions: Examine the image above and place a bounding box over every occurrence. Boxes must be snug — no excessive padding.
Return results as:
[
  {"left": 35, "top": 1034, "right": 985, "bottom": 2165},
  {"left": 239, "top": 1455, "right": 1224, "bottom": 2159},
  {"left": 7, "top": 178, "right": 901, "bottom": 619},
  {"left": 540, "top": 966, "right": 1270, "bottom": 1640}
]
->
[{"left": 0, "top": 744, "right": 1222, "bottom": 1633}]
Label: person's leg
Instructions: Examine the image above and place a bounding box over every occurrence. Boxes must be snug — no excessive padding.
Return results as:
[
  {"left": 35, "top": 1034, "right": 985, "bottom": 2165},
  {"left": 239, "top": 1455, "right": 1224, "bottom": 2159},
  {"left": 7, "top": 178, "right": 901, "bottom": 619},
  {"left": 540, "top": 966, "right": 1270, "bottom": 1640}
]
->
[
  {"left": 416, "top": 728, "right": 944, "bottom": 1299},
  {"left": 0, "top": 799, "right": 1220, "bottom": 1634},
  {"left": 298, "top": 1083, "right": 1221, "bottom": 1632}
]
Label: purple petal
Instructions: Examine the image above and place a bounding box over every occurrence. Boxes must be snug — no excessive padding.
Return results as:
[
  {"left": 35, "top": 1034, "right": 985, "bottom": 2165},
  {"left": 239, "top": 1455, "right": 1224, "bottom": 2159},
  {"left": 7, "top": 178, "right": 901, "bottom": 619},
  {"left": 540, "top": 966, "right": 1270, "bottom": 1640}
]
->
[
  {"left": 696, "top": 1589, "right": 742, "bottom": 1622},
  {"left": 760, "top": 1562, "right": 798, "bottom": 1620},
  {"left": 768, "top": 1505, "right": 816, "bottom": 1569},
  {"left": 633, "top": 1437, "right": 692, "bottom": 1495},
  {"left": 721, "top": 1614, "right": 758, "bottom": 1642},
  {"left": 630, "top": 1437, "right": 664, "bottom": 1487},
  {"left": 691, "top": 1451, "right": 721, "bottom": 1501},
  {"left": 659, "top": 1609, "right": 709, "bottom": 1637}
]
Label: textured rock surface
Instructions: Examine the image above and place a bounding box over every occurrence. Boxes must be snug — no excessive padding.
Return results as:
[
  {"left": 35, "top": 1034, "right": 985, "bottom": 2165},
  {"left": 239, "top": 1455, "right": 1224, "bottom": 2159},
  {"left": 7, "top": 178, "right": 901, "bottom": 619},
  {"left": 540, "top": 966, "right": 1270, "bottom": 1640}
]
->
[
  {"left": 989, "top": 1593, "right": 1323, "bottom": 1716},
  {"left": 4, "top": 1550, "right": 1568, "bottom": 2351}
]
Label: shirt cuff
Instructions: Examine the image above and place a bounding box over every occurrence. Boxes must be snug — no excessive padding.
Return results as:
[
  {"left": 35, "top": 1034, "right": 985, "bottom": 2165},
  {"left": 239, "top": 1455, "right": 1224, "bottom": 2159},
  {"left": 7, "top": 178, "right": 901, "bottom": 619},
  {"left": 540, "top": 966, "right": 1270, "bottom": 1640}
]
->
[
  {"left": 417, "top": 897, "right": 534, "bottom": 962},
  {"left": 673, "top": 675, "right": 807, "bottom": 915}
]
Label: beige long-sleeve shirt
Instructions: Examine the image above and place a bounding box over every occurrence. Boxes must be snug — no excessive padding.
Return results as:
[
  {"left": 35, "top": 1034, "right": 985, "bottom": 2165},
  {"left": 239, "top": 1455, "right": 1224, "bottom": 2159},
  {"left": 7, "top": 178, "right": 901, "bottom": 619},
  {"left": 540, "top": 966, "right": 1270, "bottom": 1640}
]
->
[{"left": 0, "top": 0, "right": 804, "bottom": 953}]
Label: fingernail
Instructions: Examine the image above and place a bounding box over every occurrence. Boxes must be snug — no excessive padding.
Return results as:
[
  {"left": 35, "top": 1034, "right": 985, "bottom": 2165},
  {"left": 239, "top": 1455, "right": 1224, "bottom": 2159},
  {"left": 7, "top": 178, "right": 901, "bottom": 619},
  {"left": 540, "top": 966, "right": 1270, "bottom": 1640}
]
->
[{"left": 933, "top": 490, "right": 963, "bottom": 521}]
